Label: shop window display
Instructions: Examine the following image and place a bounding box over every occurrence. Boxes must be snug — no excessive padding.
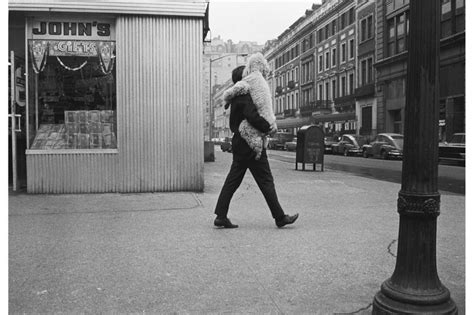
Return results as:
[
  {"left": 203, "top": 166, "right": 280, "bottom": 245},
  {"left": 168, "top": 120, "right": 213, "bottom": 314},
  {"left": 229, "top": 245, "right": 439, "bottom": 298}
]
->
[{"left": 29, "top": 41, "right": 116, "bottom": 150}]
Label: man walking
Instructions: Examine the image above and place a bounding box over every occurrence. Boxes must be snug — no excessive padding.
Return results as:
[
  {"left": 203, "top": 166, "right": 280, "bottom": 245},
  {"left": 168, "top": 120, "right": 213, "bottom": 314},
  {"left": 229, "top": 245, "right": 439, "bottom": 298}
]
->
[{"left": 214, "top": 65, "right": 299, "bottom": 229}]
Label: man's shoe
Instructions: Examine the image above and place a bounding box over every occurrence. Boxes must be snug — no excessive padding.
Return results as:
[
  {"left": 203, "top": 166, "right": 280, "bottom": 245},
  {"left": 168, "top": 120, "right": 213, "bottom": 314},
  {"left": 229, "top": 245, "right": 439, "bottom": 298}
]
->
[
  {"left": 214, "top": 217, "right": 239, "bottom": 228},
  {"left": 275, "top": 213, "right": 299, "bottom": 228}
]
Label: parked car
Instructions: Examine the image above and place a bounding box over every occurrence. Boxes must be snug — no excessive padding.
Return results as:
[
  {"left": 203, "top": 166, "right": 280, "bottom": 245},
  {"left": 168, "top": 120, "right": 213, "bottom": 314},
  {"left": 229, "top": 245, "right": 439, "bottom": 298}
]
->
[
  {"left": 438, "top": 133, "right": 465, "bottom": 165},
  {"left": 324, "top": 136, "right": 340, "bottom": 154},
  {"left": 268, "top": 132, "right": 294, "bottom": 150},
  {"left": 331, "top": 134, "right": 365, "bottom": 156},
  {"left": 362, "top": 133, "right": 404, "bottom": 159},
  {"left": 220, "top": 137, "right": 232, "bottom": 153},
  {"left": 284, "top": 137, "right": 298, "bottom": 151}
]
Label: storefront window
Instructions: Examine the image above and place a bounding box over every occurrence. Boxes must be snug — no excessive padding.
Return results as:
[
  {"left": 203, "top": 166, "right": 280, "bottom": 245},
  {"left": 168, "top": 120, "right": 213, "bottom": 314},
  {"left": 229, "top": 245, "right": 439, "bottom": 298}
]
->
[{"left": 27, "top": 17, "right": 116, "bottom": 150}]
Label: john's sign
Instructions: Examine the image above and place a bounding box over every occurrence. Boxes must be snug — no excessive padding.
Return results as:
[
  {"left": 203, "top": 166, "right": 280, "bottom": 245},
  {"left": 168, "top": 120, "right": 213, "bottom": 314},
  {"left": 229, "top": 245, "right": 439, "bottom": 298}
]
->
[
  {"left": 33, "top": 22, "right": 111, "bottom": 37},
  {"left": 29, "top": 18, "right": 115, "bottom": 41}
]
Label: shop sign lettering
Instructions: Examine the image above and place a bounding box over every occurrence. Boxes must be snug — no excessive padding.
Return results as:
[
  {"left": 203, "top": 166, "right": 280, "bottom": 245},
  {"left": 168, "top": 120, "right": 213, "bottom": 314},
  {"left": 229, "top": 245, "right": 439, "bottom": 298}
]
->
[
  {"left": 33, "top": 22, "right": 110, "bottom": 37},
  {"left": 49, "top": 41, "right": 98, "bottom": 56},
  {"left": 30, "top": 18, "right": 115, "bottom": 40}
]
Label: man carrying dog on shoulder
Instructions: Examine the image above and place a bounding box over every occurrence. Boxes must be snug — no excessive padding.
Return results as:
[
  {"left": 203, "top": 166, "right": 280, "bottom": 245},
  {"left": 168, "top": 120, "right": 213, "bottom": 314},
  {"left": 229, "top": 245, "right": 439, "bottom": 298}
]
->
[{"left": 213, "top": 64, "right": 299, "bottom": 229}]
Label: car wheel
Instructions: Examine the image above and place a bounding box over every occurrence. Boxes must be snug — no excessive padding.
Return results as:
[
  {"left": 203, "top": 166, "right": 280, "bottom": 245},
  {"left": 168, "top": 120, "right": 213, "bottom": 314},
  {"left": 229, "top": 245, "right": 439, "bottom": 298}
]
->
[
  {"left": 382, "top": 150, "right": 389, "bottom": 160},
  {"left": 363, "top": 149, "right": 369, "bottom": 158}
]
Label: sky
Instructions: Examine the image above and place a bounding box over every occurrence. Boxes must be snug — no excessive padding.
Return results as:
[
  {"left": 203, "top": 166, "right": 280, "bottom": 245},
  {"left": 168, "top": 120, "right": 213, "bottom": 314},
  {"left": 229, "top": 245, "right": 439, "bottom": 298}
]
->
[{"left": 208, "top": 0, "right": 319, "bottom": 45}]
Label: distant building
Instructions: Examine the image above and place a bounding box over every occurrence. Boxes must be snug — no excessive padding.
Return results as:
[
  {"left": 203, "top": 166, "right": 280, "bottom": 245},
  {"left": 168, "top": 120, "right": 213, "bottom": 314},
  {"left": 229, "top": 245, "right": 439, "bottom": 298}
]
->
[
  {"left": 204, "top": 36, "right": 263, "bottom": 140},
  {"left": 374, "top": 0, "right": 465, "bottom": 141},
  {"left": 262, "top": 0, "right": 465, "bottom": 141},
  {"left": 355, "top": 0, "right": 377, "bottom": 139}
]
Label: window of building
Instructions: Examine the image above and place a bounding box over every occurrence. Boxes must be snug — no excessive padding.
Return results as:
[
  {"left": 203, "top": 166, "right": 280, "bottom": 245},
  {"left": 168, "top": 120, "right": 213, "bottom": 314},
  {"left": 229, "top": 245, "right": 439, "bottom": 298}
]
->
[
  {"left": 340, "top": 76, "right": 346, "bottom": 97},
  {"left": 331, "top": 20, "right": 337, "bottom": 36},
  {"left": 386, "top": 0, "right": 410, "bottom": 14},
  {"left": 332, "top": 79, "right": 337, "bottom": 100},
  {"left": 349, "top": 73, "right": 354, "bottom": 94},
  {"left": 386, "top": 12, "right": 410, "bottom": 57},
  {"left": 360, "top": 58, "right": 373, "bottom": 86},
  {"left": 368, "top": 15, "right": 373, "bottom": 39},
  {"left": 295, "top": 67, "right": 299, "bottom": 82},
  {"left": 318, "top": 55, "right": 323, "bottom": 72},
  {"left": 318, "top": 84, "right": 323, "bottom": 100},
  {"left": 441, "top": 0, "right": 465, "bottom": 38},
  {"left": 361, "top": 60, "right": 367, "bottom": 85},
  {"left": 331, "top": 47, "right": 337, "bottom": 67},
  {"left": 325, "top": 82, "right": 329, "bottom": 100},
  {"left": 28, "top": 33, "right": 117, "bottom": 150},
  {"left": 325, "top": 51, "right": 330, "bottom": 70},
  {"left": 325, "top": 24, "right": 330, "bottom": 39},
  {"left": 367, "top": 58, "right": 373, "bottom": 83},
  {"left": 360, "top": 15, "right": 373, "bottom": 42},
  {"left": 349, "top": 39, "right": 354, "bottom": 59},
  {"left": 349, "top": 7, "right": 355, "bottom": 24},
  {"left": 361, "top": 19, "right": 367, "bottom": 42},
  {"left": 341, "top": 11, "right": 347, "bottom": 30},
  {"left": 341, "top": 43, "right": 347, "bottom": 63}
]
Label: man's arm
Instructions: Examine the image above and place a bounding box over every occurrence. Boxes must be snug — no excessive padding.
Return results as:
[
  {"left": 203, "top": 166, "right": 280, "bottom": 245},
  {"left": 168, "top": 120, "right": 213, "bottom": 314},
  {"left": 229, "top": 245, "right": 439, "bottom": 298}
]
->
[{"left": 237, "top": 94, "right": 271, "bottom": 133}]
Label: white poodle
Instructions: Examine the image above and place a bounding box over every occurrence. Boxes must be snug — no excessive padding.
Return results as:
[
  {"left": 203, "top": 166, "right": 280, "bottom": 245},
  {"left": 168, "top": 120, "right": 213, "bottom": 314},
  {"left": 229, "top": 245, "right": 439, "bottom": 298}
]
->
[{"left": 223, "top": 52, "right": 277, "bottom": 160}]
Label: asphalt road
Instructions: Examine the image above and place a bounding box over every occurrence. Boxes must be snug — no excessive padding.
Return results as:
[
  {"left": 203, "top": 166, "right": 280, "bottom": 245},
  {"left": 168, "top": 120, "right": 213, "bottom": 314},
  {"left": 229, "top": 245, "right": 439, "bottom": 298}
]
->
[{"left": 267, "top": 150, "right": 465, "bottom": 195}]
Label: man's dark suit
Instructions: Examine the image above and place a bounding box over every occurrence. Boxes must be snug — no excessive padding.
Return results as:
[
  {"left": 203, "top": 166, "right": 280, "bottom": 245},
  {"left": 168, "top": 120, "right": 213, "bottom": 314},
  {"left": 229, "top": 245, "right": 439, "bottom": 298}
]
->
[{"left": 214, "top": 93, "right": 285, "bottom": 220}]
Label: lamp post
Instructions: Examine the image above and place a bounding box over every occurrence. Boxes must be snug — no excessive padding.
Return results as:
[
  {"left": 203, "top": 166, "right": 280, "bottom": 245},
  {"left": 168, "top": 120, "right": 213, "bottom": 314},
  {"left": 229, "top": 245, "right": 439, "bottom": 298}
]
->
[
  {"left": 208, "top": 53, "right": 248, "bottom": 140},
  {"left": 372, "top": 0, "right": 457, "bottom": 313}
]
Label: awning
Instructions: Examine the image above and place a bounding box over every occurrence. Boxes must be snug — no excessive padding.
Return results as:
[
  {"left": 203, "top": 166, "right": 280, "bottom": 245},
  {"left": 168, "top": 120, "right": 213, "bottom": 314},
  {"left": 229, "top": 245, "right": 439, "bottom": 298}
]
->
[
  {"left": 276, "top": 116, "right": 312, "bottom": 129},
  {"left": 312, "top": 112, "right": 356, "bottom": 123}
]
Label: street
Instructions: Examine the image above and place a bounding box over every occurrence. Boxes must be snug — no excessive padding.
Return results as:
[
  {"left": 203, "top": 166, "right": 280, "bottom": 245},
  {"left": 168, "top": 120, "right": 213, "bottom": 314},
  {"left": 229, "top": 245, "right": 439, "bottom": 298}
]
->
[
  {"left": 8, "top": 149, "right": 465, "bottom": 314},
  {"left": 266, "top": 149, "right": 465, "bottom": 195}
]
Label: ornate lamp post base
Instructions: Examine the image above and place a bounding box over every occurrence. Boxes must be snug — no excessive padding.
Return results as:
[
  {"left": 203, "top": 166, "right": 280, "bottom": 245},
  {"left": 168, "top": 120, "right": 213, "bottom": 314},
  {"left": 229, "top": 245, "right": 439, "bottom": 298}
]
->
[{"left": 373, "top": 285, "right": 457, "bottom": 314}]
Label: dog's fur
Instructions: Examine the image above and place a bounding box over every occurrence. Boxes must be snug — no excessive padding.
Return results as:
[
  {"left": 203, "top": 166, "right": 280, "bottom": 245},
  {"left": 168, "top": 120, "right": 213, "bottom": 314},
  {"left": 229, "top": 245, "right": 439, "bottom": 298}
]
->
[{"left": 223, "top": 53, "right": 277, "bottom": 159}]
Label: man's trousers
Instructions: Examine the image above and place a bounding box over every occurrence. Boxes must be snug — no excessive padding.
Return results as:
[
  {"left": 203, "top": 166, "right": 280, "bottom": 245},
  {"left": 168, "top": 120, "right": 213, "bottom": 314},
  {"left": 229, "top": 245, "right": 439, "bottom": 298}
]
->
[{"left": 214, "top": 156, "right": 285, "bottom": 220}]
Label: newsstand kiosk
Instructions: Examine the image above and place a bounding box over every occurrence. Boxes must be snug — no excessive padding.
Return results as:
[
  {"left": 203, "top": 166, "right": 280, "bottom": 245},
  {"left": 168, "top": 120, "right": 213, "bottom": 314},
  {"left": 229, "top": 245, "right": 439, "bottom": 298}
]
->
[{"left": 9, "top": 0, "right": 209, "bottom": 193}]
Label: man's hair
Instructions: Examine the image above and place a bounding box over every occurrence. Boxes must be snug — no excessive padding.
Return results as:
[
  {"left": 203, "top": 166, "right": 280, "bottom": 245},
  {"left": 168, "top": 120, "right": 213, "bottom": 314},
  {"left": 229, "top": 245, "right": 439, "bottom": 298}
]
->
[{"left": 232, "top": 65, "right": 246, "bottom": 83}]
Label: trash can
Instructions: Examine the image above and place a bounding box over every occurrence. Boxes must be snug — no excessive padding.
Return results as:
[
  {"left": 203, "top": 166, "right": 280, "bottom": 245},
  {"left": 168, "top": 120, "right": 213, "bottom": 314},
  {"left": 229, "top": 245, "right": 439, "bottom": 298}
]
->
[{"left": 295, "top": 125, "right": 324, "bottom": 171}]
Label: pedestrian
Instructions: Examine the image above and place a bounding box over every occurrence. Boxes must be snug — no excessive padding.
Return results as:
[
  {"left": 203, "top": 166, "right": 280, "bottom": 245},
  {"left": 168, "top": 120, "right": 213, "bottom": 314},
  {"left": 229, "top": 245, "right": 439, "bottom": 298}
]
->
[
  {"left": 213, "top": 65, "right": 299, "bottom": 229},
  {"left": 225, "top": 52, "right": 276, "bottom": 160}
]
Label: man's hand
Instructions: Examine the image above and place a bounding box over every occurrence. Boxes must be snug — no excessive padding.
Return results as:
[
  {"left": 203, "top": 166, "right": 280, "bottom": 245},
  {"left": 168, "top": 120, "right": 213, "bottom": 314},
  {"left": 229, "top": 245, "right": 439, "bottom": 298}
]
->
[{"left": 268, "top": 122, "right": 277, "bottom": 136}]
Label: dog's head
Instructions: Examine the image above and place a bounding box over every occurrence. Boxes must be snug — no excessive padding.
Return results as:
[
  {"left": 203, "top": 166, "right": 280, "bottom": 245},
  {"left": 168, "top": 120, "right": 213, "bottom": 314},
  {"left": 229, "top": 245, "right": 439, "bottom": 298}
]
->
[{"left": 243, "top": 52, "right": 270, "bottom": 78}]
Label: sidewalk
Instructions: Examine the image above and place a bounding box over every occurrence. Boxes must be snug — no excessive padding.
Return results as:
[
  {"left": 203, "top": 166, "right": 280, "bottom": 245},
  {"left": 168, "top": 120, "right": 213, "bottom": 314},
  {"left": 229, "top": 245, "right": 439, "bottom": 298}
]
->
[{"left": 8, "top": 150, "right": 465, "bottom": 314}]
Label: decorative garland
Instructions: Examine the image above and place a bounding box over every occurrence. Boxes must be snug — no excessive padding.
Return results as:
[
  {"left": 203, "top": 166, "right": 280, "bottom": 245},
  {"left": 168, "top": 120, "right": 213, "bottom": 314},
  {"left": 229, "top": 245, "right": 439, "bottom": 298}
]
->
[{"left": 56, "top": 56, "right": 88, "bottom": 71}]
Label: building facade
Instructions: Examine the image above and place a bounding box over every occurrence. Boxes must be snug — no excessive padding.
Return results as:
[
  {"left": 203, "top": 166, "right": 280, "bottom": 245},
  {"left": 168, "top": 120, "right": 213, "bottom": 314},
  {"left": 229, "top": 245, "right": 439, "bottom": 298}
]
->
[
  {"left": 374, "top": 0, "right": 465, "bottom": 140},
  {"left": 314, "top": 0, "right": 357, "bottom": 136},
  {"left": 263, "top": 0, "right": 359, "bottom": 137},
  {"left": 262, "top": 0, "right": 464, "bottom": 142},
  {"left": 9, "top": 0, "right": 209, "bottom": 193},
  {"left": 355, "top": 0, "right": 377, "bottom": 138}
]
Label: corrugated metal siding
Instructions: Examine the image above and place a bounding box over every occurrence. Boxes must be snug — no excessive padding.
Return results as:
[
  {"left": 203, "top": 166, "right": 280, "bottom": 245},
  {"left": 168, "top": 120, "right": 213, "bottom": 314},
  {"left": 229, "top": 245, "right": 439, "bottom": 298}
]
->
[
  {"left": 9, "top": 0, "right": 208, "bottom": 17},
  {"left": 116, "top": 16, "right": 204, "bottom": 192},
  {"left": 26, "top": 152, "right": 118, "bottom": 193}
]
